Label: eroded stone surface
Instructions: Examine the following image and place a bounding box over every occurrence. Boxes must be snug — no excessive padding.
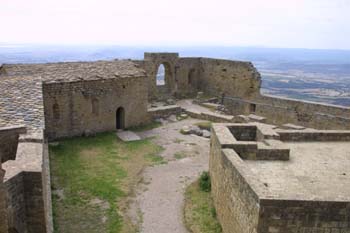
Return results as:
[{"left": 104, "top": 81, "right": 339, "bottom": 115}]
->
[{"left": 0, "top": 76, "right": 44, "bottom": 132}]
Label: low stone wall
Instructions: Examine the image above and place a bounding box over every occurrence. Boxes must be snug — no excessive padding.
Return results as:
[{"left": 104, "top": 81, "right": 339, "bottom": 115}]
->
[
  {"left": 4, "top": 173, "right": 26, "bottom": 233},
  {"left": 221, "top": 95, "right": 350, "bottom": 130},
  {"left": 258, "top": 199, "right": 350, "bottom": 232},
  {"left": 184, "top": 109, "right": 234, "bottom": 123},
  {"left": 210, "top": 123, "right": 350, "bottom": 233},
  {"left": 3, "top": 140, "right": 52, "bottom": 233},
  {"left": 277, "top": 129, "right": 350, "bottom": 141},
  {"left": 0, "top": 170, "right": 7, "bottom": 233},
  {"left": 210, "top": 129, "right": 261, "bottom": 233},
  {"left": 256, "top": 95, "right": 350, "bottom": 130},
  {"left": 148, "top": 105, "right": 182, "bottom": 119}
]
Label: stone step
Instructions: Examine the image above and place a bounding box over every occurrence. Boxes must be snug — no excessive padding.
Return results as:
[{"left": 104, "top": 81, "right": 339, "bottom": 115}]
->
[{"left": 116, "top": 131, "right": 141, "bottom": 142}]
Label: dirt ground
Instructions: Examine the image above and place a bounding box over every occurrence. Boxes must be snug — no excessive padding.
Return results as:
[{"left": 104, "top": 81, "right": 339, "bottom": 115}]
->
[{"left": 129, "top": 117, "right": 210, "bottom": 233}]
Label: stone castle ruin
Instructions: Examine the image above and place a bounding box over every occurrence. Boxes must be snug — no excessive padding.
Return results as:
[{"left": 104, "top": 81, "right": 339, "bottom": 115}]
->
[{"left": 0, "top": 52, "right": 349, "bottom": 233}]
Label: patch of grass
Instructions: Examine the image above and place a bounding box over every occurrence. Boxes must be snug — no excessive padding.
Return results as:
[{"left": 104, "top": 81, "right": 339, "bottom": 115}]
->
[
  {"left": 174, "top": 151, "right": 187, "bottom": 160},
  {"left": 184, "top": 178, "right": 222, "bottom": 233},
  {"left": 50, "top": 132, "right": 163, "bottom": 233},
  {"left": 128, "top": 121, "right": 162, "bottom": 132},
  {"left": 195, "top": 121, "right": 212, "bottom": 131},
  {"left": 199, "top": 171, "right": 211, "bottom": 192},
  {"left": 145, "top": 147, "right": 167, "bottom": 165}
]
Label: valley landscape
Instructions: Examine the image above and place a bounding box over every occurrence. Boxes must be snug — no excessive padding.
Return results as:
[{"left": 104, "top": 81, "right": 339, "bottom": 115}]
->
[{"left": 1, "top": 44, "right": 350, "bottom": 106}]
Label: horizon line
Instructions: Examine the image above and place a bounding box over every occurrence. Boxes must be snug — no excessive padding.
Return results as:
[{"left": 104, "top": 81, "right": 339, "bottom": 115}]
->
[{"left": 1, "top": 42, "right": 350, "bottom": 52}]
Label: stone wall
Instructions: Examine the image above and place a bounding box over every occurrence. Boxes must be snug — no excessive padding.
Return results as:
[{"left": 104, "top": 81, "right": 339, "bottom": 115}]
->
[
  {"left": 0, "top": 126, "right": 26, "bottom": 233},
  {"left": 256, "top": 95, "right": 350, "bottom": 130},
  {"left": 136, "top": 53, "right": 261, "bottom": 101},
  {"left": 220, "top": 94, "right": 350, "bottom": 130},
  {"left": 5, "top": 173, "right": 27, "bottom": 233},
  {"left": 3, "top": 140, "right": 52, "bottom": 233},
  {"left": 43, "top": 77, "right": 149, "bottom": 140},
  {"left": 135, "top": 53, "right": 179, "bottom": 100},
  {"left": 175, "top": 58, "right": 202, "bottom": 98},
  {"left": 198, "top": 58, "right": 261, "bottom": 100},
  {"left": 23, "top": 171, "right": 47, "bottom": 233},
  {"left": 258, "top": 199, "right": 350, "bottom": 233},
  {"left": 0, "top": 166, "right": 8, "bottom": 233},
  {"left": 210, "top": 128, "right": 261, "bottom": 233},
  {"left": 210, "top": 124, "right": 350, "bottom": 233},
  {"left": 137, "top": 53, "right": 348, "bottom": 130}
]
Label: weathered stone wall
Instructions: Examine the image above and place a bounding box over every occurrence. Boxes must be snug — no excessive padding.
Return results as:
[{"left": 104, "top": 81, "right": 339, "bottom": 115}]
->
[
  {"left": 258, "top": 199, "right": 350, "bottom": 233},
  {"left": 0, "top": 166, "right": 8, "bottom": 233},
  {"left": 43, "top": 77, "right": 149, "bottom": 139},
  {"left": 23, "top": 171, "right": 47, "bottom": 233},
  {"left": 135, "top": 53, "right": 179, "bottom": 100},
  {"left": 210, "top": 124, "right": 350, "bottom": 233},
  {"left": 198, "top": 58, "right": 261, "bottom": 100},
  {"left": 3, "top": 141, "right": 52, "bottom": 233},
  {"left": 221, "top": 95, "right": 350, "bottom": 130},
  {"left": 0, "top": 126, "right": 26, "bottom": 233},
  {"left": 210, "top": 128, "right": 260, "bottom": 233},
  {"left": 256, "top": 95, "right": 350, "bottom": 130},
  {"left": 42, "top": 143, "right": 53, "bottom": 233},
  {"left": 136, "top": 53, "right": 260, "bottom": 101},
  {"left": 4, "top": 173, "right": 26, "bottom": 233},
  {"left": 175, "top": 58, "right": 202, "bottom": 98}
]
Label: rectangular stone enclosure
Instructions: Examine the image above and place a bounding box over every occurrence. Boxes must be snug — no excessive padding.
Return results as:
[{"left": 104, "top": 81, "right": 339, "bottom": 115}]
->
[{"left": 210, "top": 123, "right": 350, "bottom": 233}]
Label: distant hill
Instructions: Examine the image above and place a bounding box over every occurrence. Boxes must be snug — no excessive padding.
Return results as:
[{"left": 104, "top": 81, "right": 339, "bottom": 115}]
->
[{"left": 1, "top": 44, "right": 349, "bottom": 106}]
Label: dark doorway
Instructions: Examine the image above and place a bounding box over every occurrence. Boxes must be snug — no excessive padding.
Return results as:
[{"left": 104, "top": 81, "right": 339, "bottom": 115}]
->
[
  {"left": 116, "top": 107, "right": 125, "bottom": 130},
  {"left": 188, "top": 69, "right": 195, "bottom": 86}
]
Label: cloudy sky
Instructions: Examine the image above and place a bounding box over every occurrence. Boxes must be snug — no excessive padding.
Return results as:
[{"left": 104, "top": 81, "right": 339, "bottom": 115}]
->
[{"left": 1, "top": 0, "right": 349, "bottom": 49}]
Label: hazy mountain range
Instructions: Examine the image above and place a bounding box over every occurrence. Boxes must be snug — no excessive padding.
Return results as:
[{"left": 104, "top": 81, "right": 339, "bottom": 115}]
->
[{"left": 1, "top": 44, "right": 349, "bottom": 107}]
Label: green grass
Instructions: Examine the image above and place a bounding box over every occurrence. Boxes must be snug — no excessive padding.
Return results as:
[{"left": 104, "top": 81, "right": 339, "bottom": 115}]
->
[
  {"left": 50, "top": 132, "right": 164, "bottom": 233},
  {"left": 184, "top": 177, "right": 222, "bottom": 233},
  {"left": 195, "top": 121, "right": 213, "bottom": 131},
  {"left": 174, "top": 151, "right": 187, "bottom": 160}
]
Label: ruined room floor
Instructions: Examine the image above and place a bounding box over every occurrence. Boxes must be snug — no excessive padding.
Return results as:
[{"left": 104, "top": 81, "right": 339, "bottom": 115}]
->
[
  {"left": 245, "top": 142, "right": 350, "bottom": 201},
  {"left": 128, "top": 118, "right": 210, "bottom": 233}
]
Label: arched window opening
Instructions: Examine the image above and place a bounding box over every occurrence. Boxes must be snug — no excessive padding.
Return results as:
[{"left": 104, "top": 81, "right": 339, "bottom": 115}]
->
[
  {"left": 188, "top": 69, "right": 196, "bottom": 86},
  {"left": 91, "top": 98, "right": 99, "bottom": 116},
  {"left": 156, "top": 64, "right": 165, "bottom": 86},
  {"left": 116, "top": 107, "right": 125, "bottom": 130},
  {"left": 53, "top": 102, "right": 60, "bottom": 120}
]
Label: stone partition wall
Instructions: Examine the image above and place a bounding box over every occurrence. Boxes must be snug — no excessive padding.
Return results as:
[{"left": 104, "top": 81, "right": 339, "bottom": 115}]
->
[
  {"left": 255, "top": 95, "right": 350, "bottom": 130},
  {"left": 3, "top": 140, "right": 52, "bottom": 233},
  {"left": 175, "top": 58, "right": 202, "bottom": 98},
  {"left": 138, "top": 53, "right": 180, "bottom": 100},
  {"left": 0, "top": 126, "right": 26, "bottom": 233},
  {"left": 258, "top": 199, "right": 350, "bottom": 232},
  {"left": 43, "top": 77, "right": 149, "bottom": 140},
  {"left": 210, "top": 123, "right": 350, "bottom": 233},
  {"left": 210, "top": 128, "right": 261, "bottom": 233},
  {"left": 198, "top": 58, "right": 261, "bottom": 100},
  {"left": 0, "top": 165, "right": 8, "bottom": 233},
  {"left": 136, "top": 53, "right": 261, "bottom": 101}
]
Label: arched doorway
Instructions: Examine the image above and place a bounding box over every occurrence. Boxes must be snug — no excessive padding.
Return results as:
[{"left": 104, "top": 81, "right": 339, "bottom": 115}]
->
[
  {"left": 116, "top": 107, "right": 125, "bottom": 130},
  {"left": 156, "top": 64, "right": 165, "bottom": 86},
  {"left": 155, "top": 63, "right": 172, "bottom": 87},
  {"left": 188, "top": 69, "right": 196, "bottom": 86}
]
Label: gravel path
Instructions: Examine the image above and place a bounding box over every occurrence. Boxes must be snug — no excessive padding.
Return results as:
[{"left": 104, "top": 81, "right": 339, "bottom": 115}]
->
[{"left": 132, "top": 118, "right": 210, "bottom": 233}]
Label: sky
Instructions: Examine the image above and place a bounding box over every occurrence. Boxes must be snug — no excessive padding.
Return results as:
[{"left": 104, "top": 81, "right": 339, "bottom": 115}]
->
[{"left": 1, "top": 0, "right": 350, "bottom": 49}]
